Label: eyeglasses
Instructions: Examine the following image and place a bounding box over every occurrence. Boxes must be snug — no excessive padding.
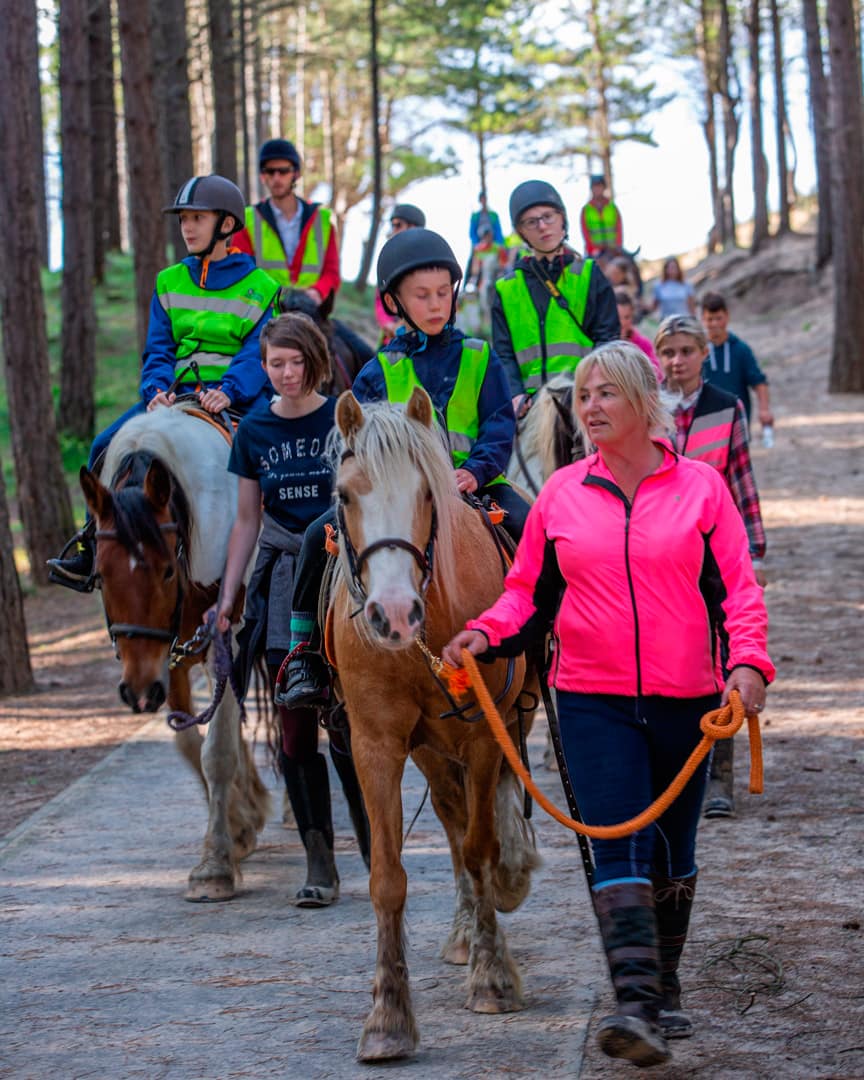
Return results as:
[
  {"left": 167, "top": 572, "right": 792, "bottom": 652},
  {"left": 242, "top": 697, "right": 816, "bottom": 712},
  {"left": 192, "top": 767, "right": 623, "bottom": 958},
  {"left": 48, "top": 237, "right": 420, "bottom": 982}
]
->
[
  {"left": 390, "top": 219, "right": 410, "bottom": 232},
  {"left": 519, "top": 212, "right": 561, "bottom": 231},
  {"left": 262, "top": 166, "right": 295, "bottom": 176}
]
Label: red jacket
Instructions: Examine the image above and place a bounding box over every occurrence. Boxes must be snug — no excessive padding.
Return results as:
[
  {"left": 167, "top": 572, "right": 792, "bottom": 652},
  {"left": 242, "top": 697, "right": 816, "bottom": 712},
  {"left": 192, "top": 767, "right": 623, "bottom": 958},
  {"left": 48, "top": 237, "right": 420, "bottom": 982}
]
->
[{"left": 467, "top": 443, "right": 774, "bottom": 697}]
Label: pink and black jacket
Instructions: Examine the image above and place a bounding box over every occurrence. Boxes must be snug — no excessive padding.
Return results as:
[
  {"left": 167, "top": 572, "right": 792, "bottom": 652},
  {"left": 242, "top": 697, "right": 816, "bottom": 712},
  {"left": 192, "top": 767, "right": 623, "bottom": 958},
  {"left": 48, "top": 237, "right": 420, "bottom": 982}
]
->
[{"left": 467, "top": 443, "right": 774, "bottom": 697}]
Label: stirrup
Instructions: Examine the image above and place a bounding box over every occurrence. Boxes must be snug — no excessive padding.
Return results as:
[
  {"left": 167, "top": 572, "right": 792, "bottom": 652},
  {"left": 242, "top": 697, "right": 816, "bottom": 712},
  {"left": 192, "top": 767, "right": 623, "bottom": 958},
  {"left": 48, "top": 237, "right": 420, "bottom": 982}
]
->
[{"left": 46, "top": 536, "right": 97, "bottom": 593}]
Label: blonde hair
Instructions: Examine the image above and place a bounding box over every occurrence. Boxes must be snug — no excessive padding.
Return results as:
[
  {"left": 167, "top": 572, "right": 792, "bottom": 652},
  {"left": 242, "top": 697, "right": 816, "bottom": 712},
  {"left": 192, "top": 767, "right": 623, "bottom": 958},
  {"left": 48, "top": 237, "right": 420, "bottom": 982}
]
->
[
  {"left": 654, "top": 314, "right": 708, "bottom": 352},
  {"left": 573, "top": 340, "right": 674, "bottom": 444}
]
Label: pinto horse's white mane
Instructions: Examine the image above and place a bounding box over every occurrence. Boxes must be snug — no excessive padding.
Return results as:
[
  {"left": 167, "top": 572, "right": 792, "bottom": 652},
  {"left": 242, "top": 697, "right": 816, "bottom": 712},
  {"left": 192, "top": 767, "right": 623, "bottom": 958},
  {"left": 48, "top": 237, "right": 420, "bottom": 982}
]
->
[
  {"left": 507, "top": 373, "right": 575, "bottom": 493},
  {"left": 101, "top": 406, "right": 237, "bottom": 586},
  {"left": 338, "top": 401, "right": 462, "bottom": 607}
]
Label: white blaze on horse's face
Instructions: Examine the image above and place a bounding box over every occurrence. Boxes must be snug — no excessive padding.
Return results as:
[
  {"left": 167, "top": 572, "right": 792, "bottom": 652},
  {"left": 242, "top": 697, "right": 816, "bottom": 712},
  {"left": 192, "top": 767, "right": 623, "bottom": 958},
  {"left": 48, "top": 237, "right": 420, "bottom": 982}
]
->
[{"left": 338, "top": 456, "right": 430, "bottom": 649}]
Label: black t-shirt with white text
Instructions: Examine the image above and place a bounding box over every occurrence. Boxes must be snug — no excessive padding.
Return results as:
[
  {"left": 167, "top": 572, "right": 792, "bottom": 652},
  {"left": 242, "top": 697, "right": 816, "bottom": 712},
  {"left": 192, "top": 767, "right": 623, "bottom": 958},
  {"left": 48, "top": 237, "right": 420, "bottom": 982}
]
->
[{"left": 228, "top": 397, "right": 336, "bottom": 531}]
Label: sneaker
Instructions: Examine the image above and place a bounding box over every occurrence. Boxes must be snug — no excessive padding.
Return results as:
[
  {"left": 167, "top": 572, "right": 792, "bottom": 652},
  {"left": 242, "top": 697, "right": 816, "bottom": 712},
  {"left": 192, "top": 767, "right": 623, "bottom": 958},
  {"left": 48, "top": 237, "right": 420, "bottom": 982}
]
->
[{"left": 276, "top": 653, "right": 330, "bottom": 709}]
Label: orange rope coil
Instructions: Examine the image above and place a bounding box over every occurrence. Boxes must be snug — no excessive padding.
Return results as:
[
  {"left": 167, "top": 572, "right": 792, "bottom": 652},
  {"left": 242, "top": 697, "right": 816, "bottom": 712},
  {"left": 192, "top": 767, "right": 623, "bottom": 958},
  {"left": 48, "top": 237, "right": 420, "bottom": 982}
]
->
[{"left": 458, "top": 648, "right": 764, "bottom": 840}]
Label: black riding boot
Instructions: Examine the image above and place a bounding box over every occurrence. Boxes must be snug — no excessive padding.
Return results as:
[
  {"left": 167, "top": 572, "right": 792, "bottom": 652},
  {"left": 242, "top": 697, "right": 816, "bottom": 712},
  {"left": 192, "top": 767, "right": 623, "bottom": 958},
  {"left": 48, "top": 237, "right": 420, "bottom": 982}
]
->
[
  {"left": 47, "top": 520, "right": 97, "bottom": 591},
  {"left": 281, "top": 753, "right": 339, "bottom": 907},
  {"left": 328, "top": 719, "right": 371, "bottom": 870},
  {"left": 593, "top": 880, "right": 671, "bottom": 1067},
  {"left": 704, "top": 738, "right": 735, "bottom": 818},
  {"left": 276, "top": 649, "right": 330, "bottom": 709},
  {"left": 653, "top": 872, "right": 698, "bottom": 1039}
]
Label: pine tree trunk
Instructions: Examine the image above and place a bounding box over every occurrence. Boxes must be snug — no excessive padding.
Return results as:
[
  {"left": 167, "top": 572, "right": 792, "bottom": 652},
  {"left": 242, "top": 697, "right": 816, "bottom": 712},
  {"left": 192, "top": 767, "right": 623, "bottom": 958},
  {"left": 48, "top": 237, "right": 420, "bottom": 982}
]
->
[
  {"left": 748, "top": 0, "right": 770, "bottom": 252},
  {"left": 295, "top": 3, "right": 307, "bottom": 162},
  {"left": 698, "top": 0, "right": 722, "bottom": 252},
  {"left": 25, "top": 7, "right": 49, "bottom": 267},
  {"left": 355, "top": 0, "right": 382, "bottom": 289},
  {"left": 770, "top": 0, "right": 791, "bottom": 232},
  {"left": 89, "top": 0, "right": 119, "bottom": 282},
  {"left": 826, "top": 0, "right": 864, "bottom": 392},
  {"left": 209, "top": 0, "right": 239, "bottom": 179},
  {"left": 150, "top": 0, "right": 195, "bottom": 261},
  {"left": 802, "top": 0, "right": 832, "bottom": 266},
  {"left": 0, "top": 455, "right": 33, "bottom": 695},
  {"left": 718, "top": 0, "right": 739, "bottom": 248},
  {"left": 116, "top": 0, "right": 167, "bottom": 354},
  {"left": 59, "top": 0, "right": 97, "bottom": 441},
  {"left": 0, "top": 0, "right": 76, "bottom": 583}
]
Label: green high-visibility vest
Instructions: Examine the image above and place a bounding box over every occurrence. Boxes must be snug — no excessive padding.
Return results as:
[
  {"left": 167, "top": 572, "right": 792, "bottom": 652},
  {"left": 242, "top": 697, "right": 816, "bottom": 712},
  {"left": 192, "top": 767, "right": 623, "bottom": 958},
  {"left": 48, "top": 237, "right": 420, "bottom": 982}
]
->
[
  {"left": 377, "top": 339, "right": 507, "bottom": 485},
  {"left": 244, "top": 204, "right": 333, "bottom": 288},
  {"left": 156, "top": 262, "right": 279, "bottom": 384},
  {"left": 582, "top": 202, "right": 620, "bottom": 250},
  {"left": 495, "top": 259, "right": 595, "bottom": 393}
]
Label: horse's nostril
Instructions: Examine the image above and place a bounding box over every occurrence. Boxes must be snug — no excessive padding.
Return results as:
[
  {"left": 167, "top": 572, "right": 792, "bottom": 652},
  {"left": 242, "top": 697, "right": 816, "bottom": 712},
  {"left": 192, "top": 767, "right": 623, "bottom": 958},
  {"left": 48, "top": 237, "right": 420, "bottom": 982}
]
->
[
  {"left": 408, "top": 600, "right": 423, "bottom": 627},
  {"left": 147, "top": 681, "right": 166, "bottom": 712},
  {"left": 118, "top": 683, "right": 141, "bottom": 713},
  {"left": 367, "top": 601, "right": 391, "bottom": 638}
]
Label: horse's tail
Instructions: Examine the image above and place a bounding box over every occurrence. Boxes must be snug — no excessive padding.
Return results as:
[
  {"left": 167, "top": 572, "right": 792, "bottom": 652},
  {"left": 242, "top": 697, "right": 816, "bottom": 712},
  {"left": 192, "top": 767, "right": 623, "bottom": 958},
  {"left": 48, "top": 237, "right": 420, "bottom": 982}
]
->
[{"left": 492, "top": 758, "right": 541, "bottom": 913}]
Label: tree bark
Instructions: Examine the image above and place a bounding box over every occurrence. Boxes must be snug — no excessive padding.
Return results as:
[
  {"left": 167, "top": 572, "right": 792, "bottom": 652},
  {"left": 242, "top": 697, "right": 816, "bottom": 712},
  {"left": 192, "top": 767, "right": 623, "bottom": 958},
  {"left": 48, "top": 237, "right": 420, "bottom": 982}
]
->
[
  {"left": 59, "top": 0, "right": 97, "bottom": 441},
  {"left": 26, "top": 5, "right": 49, "bottom": 267},
  {"left": 151, "top": 0, "right": 195, "bottom": 261},
  {"left": 748, "top": 0, "right": 770, "bottom": 252},
  {"left": 718, "top": 0, "right": 739, "bottom": 248},
  {"left": 826, "top": 0, "right": 864, "bottom": 392},
  {"left": 355, "top": 0, "right": 382, "bottom": 288},
  {"left": 116, "top": 0, "right": 167, "bottom": 354},
  {"left": 697, "top": 0, "right": 722, "bottom": 252},
  {"left": 208, "top": 0, "right": 239, "bottom": 180},
  {"left": 802, "top": 0, "right": 832, "bottom": 266},
  {"left": 0, "top": 454, "right": 33, "bottom": 695},
  {"left": 0, "top": 0, "right": 75, "bottom": 583},
  {"left": 770, "top": 0, "right": 792, "bottom": 231},
  {"left": 89, "top": 0, "right": 119, "bottom": 282}
]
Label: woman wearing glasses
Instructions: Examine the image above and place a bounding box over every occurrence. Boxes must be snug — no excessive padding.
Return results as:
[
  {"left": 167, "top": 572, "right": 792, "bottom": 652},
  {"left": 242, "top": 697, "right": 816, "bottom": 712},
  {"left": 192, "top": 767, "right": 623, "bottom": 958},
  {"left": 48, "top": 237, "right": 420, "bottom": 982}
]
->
[
  {"left": 234, "top": 138, "right": 341, "bottom": 306},
  {"left": 491, "top": 179, "right": 620, "bottom": 415}
]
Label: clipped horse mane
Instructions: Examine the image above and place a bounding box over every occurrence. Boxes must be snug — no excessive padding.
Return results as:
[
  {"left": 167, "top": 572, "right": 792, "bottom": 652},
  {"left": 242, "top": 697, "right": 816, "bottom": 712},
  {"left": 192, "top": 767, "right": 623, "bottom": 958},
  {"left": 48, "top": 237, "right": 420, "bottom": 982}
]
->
[
  {"left": 107, "top": 450, "right": 192, "bottom": 567},
  {"left": 337, "top": 401, "right": 461, "bottom": 607}
]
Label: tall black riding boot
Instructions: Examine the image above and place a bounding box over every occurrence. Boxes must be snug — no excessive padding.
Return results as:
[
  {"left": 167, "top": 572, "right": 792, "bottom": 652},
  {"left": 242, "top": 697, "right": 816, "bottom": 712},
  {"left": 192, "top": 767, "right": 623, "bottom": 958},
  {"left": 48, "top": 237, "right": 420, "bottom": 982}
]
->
[
  {"left": 327, "top": 729, "right": 371, "bottom": 870},
  {"left": 281, "top": 753, "right": 340, "bottom": 907},
  {"left": 593, "top": 880, "right": 671, "bottom": 1067},
  {"left": 704, "top": 737, "right": 735, "bottom": 818},
  {"left": 653, "top": 872, "right": 698, "bottom": 1039},
  {"left": 47, "top": 519, "right": 97, "bottom": 591}
]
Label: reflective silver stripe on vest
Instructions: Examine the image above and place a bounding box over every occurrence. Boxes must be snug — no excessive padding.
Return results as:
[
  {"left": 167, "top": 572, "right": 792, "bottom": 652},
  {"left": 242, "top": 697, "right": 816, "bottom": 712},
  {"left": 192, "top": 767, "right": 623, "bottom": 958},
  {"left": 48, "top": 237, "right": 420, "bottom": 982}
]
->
[
  {"left": 158, "top": 292, "right": 268, "bottom": 324},
  {"left": 513, "top": 340, "right": 590, "bottom": 366},
  {"left": 449, "top": 432, "right": 473, "bottom": 453},
  {"left": 174, "top": 352, "right": 232, "bottom": 376},
  {"left": 300, "top": 212, "right": 325, "bottom": 275},
  {"left": 253, "top": 213, "right": 291, "bottom": 272}
]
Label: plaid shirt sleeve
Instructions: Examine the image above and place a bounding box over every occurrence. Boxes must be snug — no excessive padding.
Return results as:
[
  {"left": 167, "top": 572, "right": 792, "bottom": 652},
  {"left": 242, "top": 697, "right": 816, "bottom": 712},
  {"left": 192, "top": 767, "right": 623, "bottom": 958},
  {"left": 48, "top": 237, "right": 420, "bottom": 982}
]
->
[{"left": 725, "top": 401, "right": 766, "bottom": 561}]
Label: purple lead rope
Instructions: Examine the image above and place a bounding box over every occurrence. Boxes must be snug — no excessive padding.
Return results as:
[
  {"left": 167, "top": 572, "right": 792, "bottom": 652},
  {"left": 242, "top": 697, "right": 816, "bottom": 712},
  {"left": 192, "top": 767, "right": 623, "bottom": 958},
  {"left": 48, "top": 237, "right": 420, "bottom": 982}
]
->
[{"left": 166, "top": 612, "right": 247, "bottom": 731}]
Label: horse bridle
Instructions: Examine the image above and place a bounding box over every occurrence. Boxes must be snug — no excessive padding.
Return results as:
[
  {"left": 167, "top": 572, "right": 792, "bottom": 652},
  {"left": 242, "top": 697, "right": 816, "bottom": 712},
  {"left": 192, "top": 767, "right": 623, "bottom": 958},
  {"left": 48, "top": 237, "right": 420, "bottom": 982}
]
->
[
  {"left": 95, "top": 521, "right": 187, "bottom": 661},
  {"left": 336, "top": 450, "right": 437, "bottom": 609}
]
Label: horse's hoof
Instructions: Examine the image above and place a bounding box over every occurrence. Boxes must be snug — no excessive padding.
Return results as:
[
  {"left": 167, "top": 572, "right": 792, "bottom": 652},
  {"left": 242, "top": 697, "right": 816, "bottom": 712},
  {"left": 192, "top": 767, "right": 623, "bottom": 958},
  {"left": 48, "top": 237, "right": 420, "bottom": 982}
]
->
[
  {"left": 441, "top": 939, "right": 470, "bottom": 965},
  {"left": 185, "top": 876, "right": 235, "bottom": 902},
  {"left": 356, "top": 1029, "right": 416, "bottom": 1062},
  {"left": 465, "top": 987, "right": 524, "bottom": 1014}
]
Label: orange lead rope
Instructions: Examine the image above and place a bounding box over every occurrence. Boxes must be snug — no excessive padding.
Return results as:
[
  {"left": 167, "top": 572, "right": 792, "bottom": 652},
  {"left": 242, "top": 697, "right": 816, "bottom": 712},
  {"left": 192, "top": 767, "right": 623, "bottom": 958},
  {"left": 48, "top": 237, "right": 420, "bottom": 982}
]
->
[{"left": 458, "top": 648, "right": 764, "bottom": 840}]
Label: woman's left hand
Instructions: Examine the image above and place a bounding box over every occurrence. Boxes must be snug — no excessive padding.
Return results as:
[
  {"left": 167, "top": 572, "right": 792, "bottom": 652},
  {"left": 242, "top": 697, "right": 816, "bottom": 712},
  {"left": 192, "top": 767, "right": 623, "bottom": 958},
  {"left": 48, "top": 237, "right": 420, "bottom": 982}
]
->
[{"left": 723, "top": 666, "right": 767, "bottom": 717}]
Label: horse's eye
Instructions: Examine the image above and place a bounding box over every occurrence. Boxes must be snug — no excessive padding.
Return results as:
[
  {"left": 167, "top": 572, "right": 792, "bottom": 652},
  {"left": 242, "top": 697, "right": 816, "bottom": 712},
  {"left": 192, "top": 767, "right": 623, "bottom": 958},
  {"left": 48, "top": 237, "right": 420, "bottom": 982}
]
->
[{"left": 163, "top": 565, "right": 175, "bottom": 581}]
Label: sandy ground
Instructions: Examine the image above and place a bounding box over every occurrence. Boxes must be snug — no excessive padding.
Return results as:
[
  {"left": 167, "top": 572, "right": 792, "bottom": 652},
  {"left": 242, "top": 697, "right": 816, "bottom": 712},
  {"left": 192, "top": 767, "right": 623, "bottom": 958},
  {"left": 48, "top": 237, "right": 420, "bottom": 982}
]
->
[{"left": 1, "top": 234, "right": 863, "bottom": 1077}]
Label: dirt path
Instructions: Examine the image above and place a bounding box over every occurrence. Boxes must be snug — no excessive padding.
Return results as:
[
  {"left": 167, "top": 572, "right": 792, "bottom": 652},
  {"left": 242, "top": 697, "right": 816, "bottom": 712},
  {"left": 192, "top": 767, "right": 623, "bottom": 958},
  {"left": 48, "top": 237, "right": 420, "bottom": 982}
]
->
[{"left": 1, "top": 241, "right": 863, "bottom": 1076}]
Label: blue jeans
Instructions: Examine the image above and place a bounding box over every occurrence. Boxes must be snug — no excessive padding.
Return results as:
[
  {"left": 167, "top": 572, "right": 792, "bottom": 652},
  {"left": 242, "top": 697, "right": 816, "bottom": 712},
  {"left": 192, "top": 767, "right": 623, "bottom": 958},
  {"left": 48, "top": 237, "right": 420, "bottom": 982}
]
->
[{"left": 555, "top": 691, "right": 717, "bottom": 885}]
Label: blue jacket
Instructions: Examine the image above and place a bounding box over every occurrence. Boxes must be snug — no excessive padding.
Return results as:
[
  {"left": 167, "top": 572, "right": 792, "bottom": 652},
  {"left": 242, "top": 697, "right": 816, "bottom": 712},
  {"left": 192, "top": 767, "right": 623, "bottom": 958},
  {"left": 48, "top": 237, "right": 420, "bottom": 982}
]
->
[
  {"left": 351, "top": 328, "right": 516, "bottom": 489},
  {"left": 140, "top": 253, "right": 275, "bottom": 409}
]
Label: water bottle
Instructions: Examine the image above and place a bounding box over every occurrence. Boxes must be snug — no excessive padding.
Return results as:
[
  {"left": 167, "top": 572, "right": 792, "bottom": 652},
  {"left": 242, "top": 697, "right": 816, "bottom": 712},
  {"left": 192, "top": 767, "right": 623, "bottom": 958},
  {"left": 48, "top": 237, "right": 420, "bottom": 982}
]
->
[{"left": 762, "top": 425, "right": 774, "bottom": 449}]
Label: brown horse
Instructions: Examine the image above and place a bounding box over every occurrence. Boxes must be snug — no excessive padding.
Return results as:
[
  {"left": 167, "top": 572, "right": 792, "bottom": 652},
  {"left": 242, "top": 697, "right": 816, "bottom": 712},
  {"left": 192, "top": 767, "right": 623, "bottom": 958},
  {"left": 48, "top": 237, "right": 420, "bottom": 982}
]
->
[
  {"left": 327, "top": 389, "right": 539, "bottom": 1061},
  {"left": 83, "top": 404, "right": 269, "bottom": 901}
]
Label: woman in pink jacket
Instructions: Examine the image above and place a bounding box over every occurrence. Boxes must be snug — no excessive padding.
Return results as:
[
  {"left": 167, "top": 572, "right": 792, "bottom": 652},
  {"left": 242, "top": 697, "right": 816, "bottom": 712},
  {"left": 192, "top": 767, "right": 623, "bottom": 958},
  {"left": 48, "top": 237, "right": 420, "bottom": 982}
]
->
[{"left": 444, "top": 340, "right": 774, "bottom": 1068}]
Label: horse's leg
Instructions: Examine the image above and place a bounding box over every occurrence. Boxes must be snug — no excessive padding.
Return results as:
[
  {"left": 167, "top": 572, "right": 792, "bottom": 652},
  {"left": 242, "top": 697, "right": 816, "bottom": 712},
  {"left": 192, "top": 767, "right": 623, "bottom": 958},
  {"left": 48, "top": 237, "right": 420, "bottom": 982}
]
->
[
  {"left": 411, "top": 747, "right": 473, "bottom": 966},
  {"left": 463, "top": 741, "right": 524, "bottom": 1014},
  {"left": 352, "top": 729, "right": 418, "bottom": 1062},
  {"left": 227, "top": 735, "right": 271, "bottom": 862},
  {"left": 168, "top": 666, "right": 206, "bottom": 790},
  {"left": 186, "top": 689, "right": 242, "bottom": 902}
]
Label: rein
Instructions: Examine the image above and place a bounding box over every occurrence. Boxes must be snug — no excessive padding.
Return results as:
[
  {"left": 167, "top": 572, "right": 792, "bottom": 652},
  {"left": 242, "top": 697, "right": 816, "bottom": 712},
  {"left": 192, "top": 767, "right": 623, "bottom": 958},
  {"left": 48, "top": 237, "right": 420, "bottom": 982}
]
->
[{"left": 166, "top": 613, "right": 247, "bottom": 731}]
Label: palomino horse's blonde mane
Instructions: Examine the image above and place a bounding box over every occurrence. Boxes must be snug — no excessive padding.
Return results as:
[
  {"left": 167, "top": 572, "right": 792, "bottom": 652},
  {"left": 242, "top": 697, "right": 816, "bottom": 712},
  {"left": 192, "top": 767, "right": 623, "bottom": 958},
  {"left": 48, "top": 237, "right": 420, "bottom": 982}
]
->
[
  {"left": 101, "top": 405, "right": 237, "bottom": 586},
  {"left": 336, "top": 401, "right": 462, "bottom": 612}
]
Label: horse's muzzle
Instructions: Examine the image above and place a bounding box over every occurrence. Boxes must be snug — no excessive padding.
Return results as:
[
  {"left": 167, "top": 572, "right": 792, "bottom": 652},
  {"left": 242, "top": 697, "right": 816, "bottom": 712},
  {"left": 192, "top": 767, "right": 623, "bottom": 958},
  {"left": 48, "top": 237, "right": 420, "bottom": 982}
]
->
[
  {"left": 365, "top": 597, "right": 424, "bottom": 645},
  {"left": 119, "top": 680, "right": 166, "bottom": 713}
]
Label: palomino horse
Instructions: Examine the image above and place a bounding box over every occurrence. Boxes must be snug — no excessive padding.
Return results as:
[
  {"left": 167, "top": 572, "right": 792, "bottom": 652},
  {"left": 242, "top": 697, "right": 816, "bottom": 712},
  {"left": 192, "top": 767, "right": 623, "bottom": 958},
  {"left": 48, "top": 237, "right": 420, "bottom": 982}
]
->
[
  {"left": 507, "top": 374, "right": 583, "bottom": 497},
  {"left": 327, "top": 388, "right": 539, "bottom": 1061},
  {"left": 82, "top": 404, "right": 269, "bottom": 901}
]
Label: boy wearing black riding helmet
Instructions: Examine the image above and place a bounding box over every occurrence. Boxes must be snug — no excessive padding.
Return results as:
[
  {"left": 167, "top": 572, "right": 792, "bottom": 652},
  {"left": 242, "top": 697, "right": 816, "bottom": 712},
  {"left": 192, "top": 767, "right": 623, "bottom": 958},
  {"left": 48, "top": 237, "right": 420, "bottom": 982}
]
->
[
  {"left": 277, "top": 228, "right": 530, "bottom": 709},
  {"left": 48, "top": 175, "right": 279, "bottom": 589},
  {"left": 492, "top": 179, "right": 620, "bottom": 413}
]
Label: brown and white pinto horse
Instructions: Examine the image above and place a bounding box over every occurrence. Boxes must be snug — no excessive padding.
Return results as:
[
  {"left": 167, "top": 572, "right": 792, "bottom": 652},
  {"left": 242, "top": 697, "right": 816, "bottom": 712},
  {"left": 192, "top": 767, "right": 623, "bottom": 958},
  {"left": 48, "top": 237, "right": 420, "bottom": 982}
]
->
[
  {"left": 327, "top": 389, "right": 539, "bottom": 1061},
  {"left": 82, "top": 405, "right": 269, "bottom": 901}
]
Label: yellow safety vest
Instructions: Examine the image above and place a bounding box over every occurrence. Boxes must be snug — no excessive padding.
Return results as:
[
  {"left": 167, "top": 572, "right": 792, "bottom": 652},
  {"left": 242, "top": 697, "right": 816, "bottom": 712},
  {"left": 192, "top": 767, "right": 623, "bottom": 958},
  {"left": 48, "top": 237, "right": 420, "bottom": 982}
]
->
[{"left": 244, "top": 203, "right": 332, "bottom": 288}]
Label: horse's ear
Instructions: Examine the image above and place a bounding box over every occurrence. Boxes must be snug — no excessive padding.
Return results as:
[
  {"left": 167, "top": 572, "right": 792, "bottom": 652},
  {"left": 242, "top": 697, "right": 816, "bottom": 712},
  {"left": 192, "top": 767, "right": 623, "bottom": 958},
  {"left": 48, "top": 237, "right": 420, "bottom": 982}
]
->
[
  {"left": 80, "top": 466, "right": 112, "bottom": 522},
  {"left": 336, "top": 391, "right": 364, "bottom": 444},
  {"left": 144, "top": 460, "right": 172, "bottom": 511},
  {"left": 406, "top": 386, "right": 434, "bottom": 429}
]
